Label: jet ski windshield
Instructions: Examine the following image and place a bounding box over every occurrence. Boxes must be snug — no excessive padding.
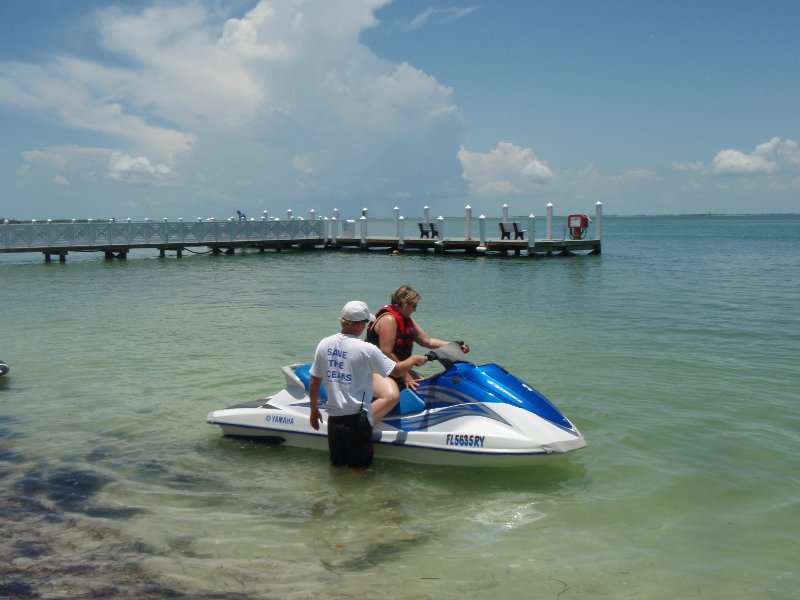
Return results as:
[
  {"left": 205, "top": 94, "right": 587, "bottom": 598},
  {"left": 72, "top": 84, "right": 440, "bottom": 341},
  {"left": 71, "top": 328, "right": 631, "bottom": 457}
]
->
[{"left": 425, "top": 342, "right": 469, "bottom": 370}]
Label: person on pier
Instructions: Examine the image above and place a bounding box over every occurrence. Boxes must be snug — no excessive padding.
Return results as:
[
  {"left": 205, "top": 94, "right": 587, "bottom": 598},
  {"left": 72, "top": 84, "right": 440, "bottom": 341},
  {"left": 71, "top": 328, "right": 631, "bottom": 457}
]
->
[
  {"left": 308, "top": 301, "right": 427, "bottom": 471},
  {"left": 367, "top": 284, "right": 469, "bottom": 396}
]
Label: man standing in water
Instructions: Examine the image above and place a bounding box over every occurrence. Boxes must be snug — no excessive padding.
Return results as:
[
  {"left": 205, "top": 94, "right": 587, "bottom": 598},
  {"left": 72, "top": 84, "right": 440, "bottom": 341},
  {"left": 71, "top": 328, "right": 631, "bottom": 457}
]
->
[{"left": 309, "top": 301, "right": 427, "bottom": 471}]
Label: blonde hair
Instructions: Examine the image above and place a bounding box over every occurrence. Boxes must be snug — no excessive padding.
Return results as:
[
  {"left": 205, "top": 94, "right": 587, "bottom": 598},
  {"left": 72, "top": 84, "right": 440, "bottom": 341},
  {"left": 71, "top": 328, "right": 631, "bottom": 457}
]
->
[{"left": 391, "top": 284, "right": 420, "bottom": 307}]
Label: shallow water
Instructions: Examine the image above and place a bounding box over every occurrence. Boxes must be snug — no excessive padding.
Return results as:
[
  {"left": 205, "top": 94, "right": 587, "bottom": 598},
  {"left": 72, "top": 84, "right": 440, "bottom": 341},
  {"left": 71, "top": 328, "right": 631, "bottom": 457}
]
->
[{"left": 1, "top": 214, "right": 798, "bottom": 598}]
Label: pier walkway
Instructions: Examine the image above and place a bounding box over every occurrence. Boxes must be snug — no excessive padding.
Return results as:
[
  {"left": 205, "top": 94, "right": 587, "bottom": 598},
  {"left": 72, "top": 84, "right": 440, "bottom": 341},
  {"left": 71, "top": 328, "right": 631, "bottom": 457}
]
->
[{"left": 1, "top": 203, "right": 602, "bottom": 262}]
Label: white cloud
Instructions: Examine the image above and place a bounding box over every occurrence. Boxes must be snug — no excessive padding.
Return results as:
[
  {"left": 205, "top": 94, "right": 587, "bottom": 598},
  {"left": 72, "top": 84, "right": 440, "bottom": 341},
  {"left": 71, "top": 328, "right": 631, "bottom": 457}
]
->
[
  {"left": 22, "top": 149, "right": 69, "bottom": 169},
  {"left": 458, "top": 142, "right": 555, "bottom": 196},
  {"left": 18, "top": 145, "right": 169, "bottom": 187},
  {"left": 291, "top": 153, "right": 316, "bottom": 175},
  {"left": 94, "top": 3, "right": 267, "bottom": 131},
  {"left": 402, "top": 6, "right": 479, "bottom": 31},
  {"left": 0, "top": 0, "right": 466, "bottom": 216},
  {"left": 712, "top": 148, "right": 777, "bottom": 175},
  {"left": 1, "top": 56, "right": 195, "bottom": 163},
  {"left": 619, "top": 169, "right": 659, "bottom": 182},
  {"left": 672, "top": 160, "right": 706, "bottom": 173},
  {"left": 675, "top": 137, "right": 800, "bottom": 176},
  {"left": 773, "top": 138, "right": 800, "bottom": 165},
  {"left": 107, "top": 152, "right": 171, "bottom": 184},
  {"left": 23, "top": 145, "right": 107, "bottom": 161}
]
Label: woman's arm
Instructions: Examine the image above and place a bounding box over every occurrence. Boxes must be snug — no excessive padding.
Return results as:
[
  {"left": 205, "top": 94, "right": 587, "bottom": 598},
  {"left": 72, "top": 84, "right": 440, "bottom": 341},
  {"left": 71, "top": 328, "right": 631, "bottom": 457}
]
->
[
  {"left": 412, "top": 320, "right": 449, "bottom": 349},
  {"left": 413, "top": 320, "right": 470, "bottom": 353}
]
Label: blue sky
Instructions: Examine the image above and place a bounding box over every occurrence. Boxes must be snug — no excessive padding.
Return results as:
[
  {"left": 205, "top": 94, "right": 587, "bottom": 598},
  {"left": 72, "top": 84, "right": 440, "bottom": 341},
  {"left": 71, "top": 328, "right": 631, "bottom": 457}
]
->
[{"left": 1, "top": 0, "right": 798, "bottom": 221}]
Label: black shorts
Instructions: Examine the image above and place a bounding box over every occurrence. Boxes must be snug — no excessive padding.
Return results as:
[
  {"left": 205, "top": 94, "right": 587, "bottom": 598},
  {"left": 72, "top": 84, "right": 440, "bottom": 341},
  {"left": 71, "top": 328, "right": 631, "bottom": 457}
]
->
[{"left": 327, "top": 412, "right": 373, "bottom": 469}]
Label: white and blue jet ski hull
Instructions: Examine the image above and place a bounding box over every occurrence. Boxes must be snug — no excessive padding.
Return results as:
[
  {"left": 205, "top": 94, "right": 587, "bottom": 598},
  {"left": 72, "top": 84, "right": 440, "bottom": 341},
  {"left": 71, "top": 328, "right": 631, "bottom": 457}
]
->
[{"left": 207, "top": 347, "right": 586, "bottom": 467}]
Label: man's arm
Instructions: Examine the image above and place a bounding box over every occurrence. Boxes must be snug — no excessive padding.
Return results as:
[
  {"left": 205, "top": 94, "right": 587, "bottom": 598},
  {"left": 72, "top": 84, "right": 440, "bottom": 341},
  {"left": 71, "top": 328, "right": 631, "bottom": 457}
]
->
[
  {"left": 389, "top": 354, "right": 427, "bottom": 378},
  {"left": 309, "top": 376, "right": 323, "bottom": 430}
]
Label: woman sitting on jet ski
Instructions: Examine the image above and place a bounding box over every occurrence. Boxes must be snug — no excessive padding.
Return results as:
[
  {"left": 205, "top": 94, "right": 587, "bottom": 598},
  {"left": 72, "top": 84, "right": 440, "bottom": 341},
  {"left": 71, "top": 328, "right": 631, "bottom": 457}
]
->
[{"left": 366, "top": 284, "right": 468, "bottom": 394}]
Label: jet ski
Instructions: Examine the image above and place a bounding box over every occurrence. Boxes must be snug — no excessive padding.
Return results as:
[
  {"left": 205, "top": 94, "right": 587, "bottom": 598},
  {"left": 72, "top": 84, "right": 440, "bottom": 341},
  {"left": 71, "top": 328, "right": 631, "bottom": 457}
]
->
[
  {"left": 206, "top": 343, "right": 586, "bottom": 467},
  {"left": 0, "top": 360, "right": 8, "bottom": 377}
]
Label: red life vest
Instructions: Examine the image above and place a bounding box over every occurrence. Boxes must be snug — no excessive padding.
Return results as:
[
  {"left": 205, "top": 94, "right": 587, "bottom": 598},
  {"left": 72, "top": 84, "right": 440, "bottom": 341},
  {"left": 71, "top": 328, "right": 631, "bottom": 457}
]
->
[{"left": 366, "top": 304, "right": 415, "bottom": 360}]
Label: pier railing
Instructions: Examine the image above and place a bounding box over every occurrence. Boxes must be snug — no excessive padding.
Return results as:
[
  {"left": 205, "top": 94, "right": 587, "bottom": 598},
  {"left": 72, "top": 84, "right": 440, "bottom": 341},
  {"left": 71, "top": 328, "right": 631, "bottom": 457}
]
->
[{"left": 1, "top": 218, "right": 324, "bottom": 251}]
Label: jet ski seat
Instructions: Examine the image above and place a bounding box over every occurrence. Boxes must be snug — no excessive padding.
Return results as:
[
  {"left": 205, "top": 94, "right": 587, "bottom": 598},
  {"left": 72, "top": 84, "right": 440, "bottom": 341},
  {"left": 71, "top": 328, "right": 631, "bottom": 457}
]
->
[
  {"left": 388, "top": 389, "right": 426, "bottom": 416},
  {"left": 292, "top": 363, "right": 326, "bottom": 400}
]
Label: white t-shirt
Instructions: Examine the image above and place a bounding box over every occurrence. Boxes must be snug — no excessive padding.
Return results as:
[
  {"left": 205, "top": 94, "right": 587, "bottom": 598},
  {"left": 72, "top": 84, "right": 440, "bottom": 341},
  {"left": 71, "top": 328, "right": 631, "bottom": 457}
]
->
[{"left": 310, "top": 332, "right": 395, "bottom": 422}]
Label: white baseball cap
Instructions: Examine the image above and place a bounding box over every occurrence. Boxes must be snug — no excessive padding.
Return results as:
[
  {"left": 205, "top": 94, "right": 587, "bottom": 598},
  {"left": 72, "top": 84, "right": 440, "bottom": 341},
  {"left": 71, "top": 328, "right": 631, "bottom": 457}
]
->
[{"left": 340, "top": 300, "right": 375, "bottom": 322}]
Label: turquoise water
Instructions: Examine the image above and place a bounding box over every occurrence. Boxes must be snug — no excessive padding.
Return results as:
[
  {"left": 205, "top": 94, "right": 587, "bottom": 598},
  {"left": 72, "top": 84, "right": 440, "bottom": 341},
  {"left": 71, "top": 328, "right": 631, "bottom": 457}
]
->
[{"left": 1, "top": 215, "right": 798, "bottom": 599}]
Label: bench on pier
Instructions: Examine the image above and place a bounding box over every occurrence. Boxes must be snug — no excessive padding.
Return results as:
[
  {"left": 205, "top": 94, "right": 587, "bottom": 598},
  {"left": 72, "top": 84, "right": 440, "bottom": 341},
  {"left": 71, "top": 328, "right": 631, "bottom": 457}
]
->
[
  {"left": 499, "top": 222, "right": 526, "bottom": 240},
  {"left": 418, "top": 222, "right": 439, "bottom": 238}
]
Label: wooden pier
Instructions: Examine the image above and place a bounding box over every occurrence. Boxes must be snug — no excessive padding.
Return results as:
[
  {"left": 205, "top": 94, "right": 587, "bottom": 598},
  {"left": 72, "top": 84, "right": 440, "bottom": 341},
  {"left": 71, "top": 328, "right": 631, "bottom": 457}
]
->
[
  {"left": 333, "top": 236, "right": 600, "bottom": 256},
  {"left": 1, "top": 203, "right": 603, "bottom": 262}
]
